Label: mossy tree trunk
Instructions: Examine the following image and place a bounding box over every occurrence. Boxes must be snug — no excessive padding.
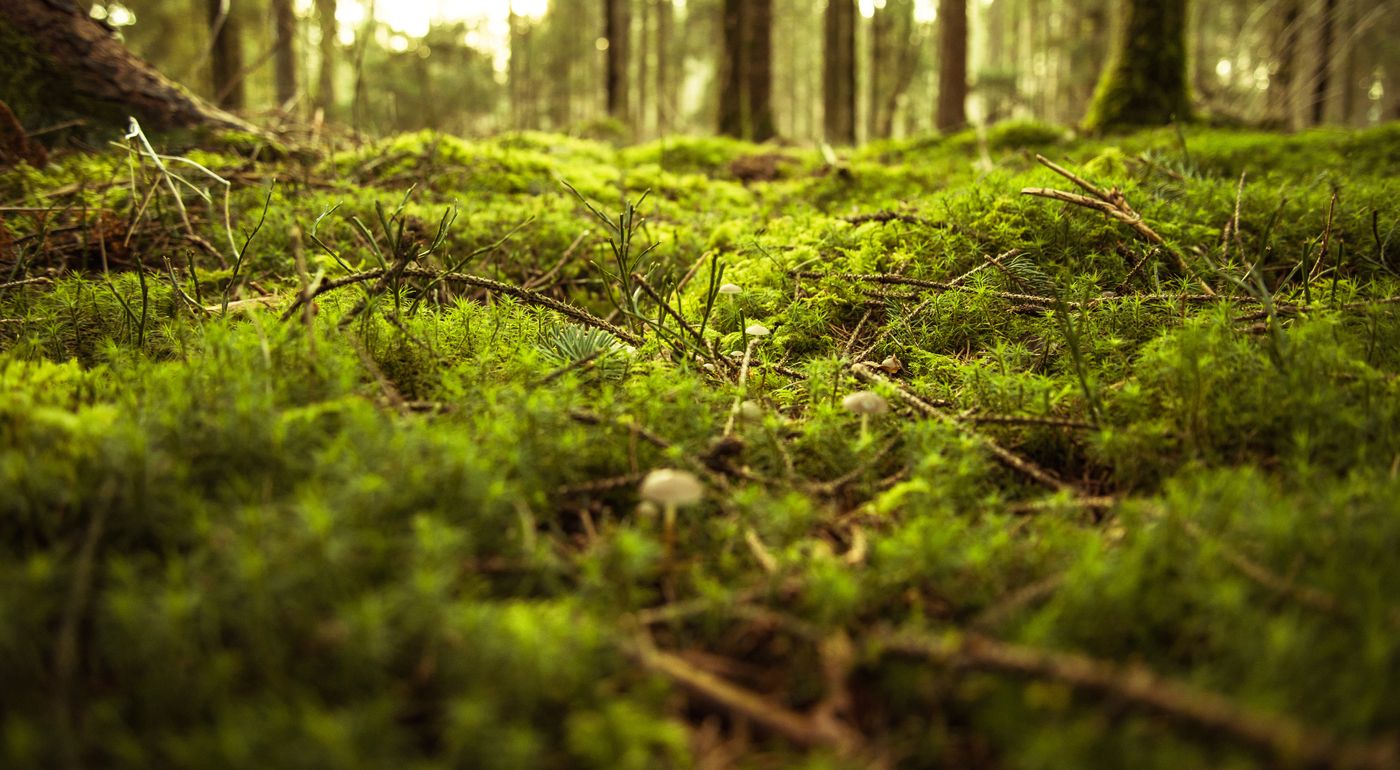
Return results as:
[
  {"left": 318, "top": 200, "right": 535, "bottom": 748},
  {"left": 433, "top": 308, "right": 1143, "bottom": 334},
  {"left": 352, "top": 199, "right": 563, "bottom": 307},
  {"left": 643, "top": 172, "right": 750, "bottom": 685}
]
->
[
  {"left": 1082, "top": 0, "right": 1192, "bottom": 133},
  {"left": 0, "top": 0, "right": 256, "bottom": 141}
]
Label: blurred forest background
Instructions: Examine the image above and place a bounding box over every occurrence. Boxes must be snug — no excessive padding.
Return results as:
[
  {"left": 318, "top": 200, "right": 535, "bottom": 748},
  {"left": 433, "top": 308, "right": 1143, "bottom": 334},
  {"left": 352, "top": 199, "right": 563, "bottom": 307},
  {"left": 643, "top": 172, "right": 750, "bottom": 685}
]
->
[{"left": 85, "top": 0, "right": 1400, "bottom": 142}]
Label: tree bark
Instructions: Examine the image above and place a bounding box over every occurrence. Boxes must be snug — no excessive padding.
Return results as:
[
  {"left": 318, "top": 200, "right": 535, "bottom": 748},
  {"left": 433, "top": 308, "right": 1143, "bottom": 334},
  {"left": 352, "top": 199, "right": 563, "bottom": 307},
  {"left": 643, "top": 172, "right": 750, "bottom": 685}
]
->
[
  {"left": 207, "top": 0, "right": 246, "bottom": 110},
  {"left": 605, "top": 0, "right": 631, "bottom": 124},
  {"left": 1269, "top": 0, "right": 1301, "bottom": 128},
  {"left": 1083, "top": 0, "right": 1192, "bottom": 132},
  {"left": 314, "top": 0, "right": 337, "bottom": 118},
  {"left": 937, "top": 0, "right": 969, "bottom": 132},
  {"left": 747, "top": 0, "right": 775, "bottom": 141},
  {"left": 655, "top": 0, "right": 673, "bottom": 134},
  {"left": 823, "top": 0, "right": 856, "bottom": 144},
  {"left": 272, "top": 0, "right": 298, "bottom": 108},
  {"left": 718, "top": 0, "right": 745, "bottom": 137},
  {"left": 1311, "top": 0, "right": 1337, "bottom": 125},
  {"left": 717, "top": 0, "right": 774, "bottom": 141},
  {"left": 0, "top": 0, "right": 256, "bottom": 139}
]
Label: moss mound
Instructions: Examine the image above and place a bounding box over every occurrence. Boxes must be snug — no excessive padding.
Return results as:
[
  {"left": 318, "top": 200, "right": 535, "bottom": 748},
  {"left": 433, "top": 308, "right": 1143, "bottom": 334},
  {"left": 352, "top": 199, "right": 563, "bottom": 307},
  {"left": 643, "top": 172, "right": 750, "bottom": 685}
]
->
[{"left": 2, "top": 123, "right": 1400, "bottom": 770}]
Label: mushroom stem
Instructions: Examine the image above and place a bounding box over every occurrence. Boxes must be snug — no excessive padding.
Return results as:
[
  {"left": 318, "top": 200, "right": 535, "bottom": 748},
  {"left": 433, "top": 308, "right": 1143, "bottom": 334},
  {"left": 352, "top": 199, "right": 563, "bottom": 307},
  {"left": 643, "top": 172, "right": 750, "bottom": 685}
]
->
[
  {"left": 860, "top": 413, "right": 871, "bottom": 443},
  {"left": 663, "top": 502, "right": 678, "bottom": 554},
  {"left": 723, "top": 338, "right": 760, "bottom": 437}
]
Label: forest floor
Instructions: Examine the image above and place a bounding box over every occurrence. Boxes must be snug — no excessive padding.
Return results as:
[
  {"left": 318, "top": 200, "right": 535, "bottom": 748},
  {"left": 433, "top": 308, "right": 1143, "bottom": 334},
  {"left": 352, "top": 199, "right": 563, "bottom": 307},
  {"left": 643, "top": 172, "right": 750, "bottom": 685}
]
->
[{"left": 2, "top": 121, "right": 1400, "bottom": 770}]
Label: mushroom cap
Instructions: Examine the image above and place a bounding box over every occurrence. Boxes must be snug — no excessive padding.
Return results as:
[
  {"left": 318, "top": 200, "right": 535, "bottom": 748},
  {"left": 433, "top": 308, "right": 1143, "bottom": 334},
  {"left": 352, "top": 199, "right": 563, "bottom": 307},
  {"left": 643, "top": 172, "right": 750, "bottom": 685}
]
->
[
  {"left": 738, "top": 400, "right": 764, "bottom": 420},
  {"left": 745, "top": 323, "right": 770, "bottom": 337},
  {"left": 842, "top": 390, "right": 889, "bottom": 415},
  {"left": 718, "top": 283, "right": 742, "bottom": 295},
  {"left": 639, "top": 469, "right": 704, "bottom": 506}
]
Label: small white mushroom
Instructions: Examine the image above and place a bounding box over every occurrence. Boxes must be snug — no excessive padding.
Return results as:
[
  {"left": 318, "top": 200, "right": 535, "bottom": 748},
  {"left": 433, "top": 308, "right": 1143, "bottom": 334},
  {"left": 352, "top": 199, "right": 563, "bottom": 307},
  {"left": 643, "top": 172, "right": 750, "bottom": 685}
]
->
[
  {"left": 745, "top": 323, "right": 770, "bottom": 337},
  {"left": 738, "top": 400, "right": 764, "bottom": 421},
  {"left": 639, "top": 469, "right": 704, "bottom": 551},
  {"left": 718, "top": 283, "right": 742, "bottom": 295},
  {"left": 842, "top": 390, "right": 889, "bottom": 442}
]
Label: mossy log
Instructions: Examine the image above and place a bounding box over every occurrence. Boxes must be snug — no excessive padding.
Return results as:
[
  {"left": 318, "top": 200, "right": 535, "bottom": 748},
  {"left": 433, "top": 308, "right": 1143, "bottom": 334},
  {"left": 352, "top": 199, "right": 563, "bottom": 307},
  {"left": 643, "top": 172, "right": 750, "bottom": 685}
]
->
[
  {"left": 0, "top": 0, "right": 258, "bottom": 145},
  {"left": 1082, "top": 0, "right": 1192, "bottom": 133}
]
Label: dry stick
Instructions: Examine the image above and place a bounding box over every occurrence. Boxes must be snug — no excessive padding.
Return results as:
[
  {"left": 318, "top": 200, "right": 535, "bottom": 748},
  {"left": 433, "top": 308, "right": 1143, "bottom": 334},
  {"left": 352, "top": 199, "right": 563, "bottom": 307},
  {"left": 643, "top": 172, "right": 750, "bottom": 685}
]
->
[
  {"left": 1308, "top": 190, "right": 1339, "bottom": 283},
  {"left": 522, "top": 228, "right": 591, "bottom": 290},
  {"left": 1024, "top": 154, "right": 1216, "bottom": 296},
  {"left": 852, "top": 363, "right": 1073, "bottom": 493},
  {"left": 794, "top": 270, "right": 1066, "bottom": 308},
  {"left": 630, "top": 640, "right": 862, "bottom": 754},
  {"left": 877, "top": 629, "right": 1399, "bottom": 770},
  {"left": 1173, "top": 516, "right": 1400, "bottom": 628},
  {"left": 631, "top": 272, "right": 737, "bottom": 375},
  {"left": 280, "top": 267, "right": 641, "bottom": 345},
  {"left": 0, "top": 276, "right": 52, "bottom": 291}
]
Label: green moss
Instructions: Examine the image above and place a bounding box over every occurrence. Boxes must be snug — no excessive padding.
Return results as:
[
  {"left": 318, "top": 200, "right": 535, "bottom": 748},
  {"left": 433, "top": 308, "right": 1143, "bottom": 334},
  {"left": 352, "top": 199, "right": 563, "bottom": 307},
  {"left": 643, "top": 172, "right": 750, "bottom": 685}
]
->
[{"left": 2, "top": 124, "right": 1399, "bottom": 769}]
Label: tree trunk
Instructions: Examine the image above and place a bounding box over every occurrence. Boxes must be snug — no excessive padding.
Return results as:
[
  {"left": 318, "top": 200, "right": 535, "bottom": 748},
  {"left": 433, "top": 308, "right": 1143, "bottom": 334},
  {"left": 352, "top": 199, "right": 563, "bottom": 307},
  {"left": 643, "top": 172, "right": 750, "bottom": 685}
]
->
[
  {"left": 605, "top": 0, "right": 631, "bottom": 124},
  {"left": 314, "top": 0, "right": 337, "bottom": 118},
  {"left": 207, "top": 0, "right": 246, "bottom": 110},
  {"left": 1269, "top": 0, "right": 1301, "bottom": 128},
  {"left": 272, "top": 0, "right": 298, "bottom": 108},
  {"left": 823, "top": 0, "right": 856, "bottom": 144},
  {"left": 747, "top": 0, "right": 775, "bottom": 141},
  {"left": 655, "top": 0, "right": 673, "bottom": 134},
  {"left": 1083, "top": 0, "right": 1192, "bottom": 132},
  {"left": 0, "top": 0, "right": 256, "bottom": 140},
  {"left": 1311, "top": 0, "right": 1337, "bottom": 125},
  {"left": 871, "top": 0, "right": 918, "bottom": 138},
  {"left": 718, "top": 0, "right": 745, "bottom": 137},
  {"left": 717, "top": 0, "right": 774, "bottom": 141},
  {"left": 937, "top": 0, "right": 968, "bottom": 132}
]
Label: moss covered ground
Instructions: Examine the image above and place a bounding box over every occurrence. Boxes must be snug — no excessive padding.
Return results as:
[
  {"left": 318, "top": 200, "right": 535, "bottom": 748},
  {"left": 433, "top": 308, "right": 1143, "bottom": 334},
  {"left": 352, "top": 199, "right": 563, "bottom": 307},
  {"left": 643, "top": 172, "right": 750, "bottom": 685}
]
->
[{"left": 2, "top": 122, "right": 1399, "bottom": 769}]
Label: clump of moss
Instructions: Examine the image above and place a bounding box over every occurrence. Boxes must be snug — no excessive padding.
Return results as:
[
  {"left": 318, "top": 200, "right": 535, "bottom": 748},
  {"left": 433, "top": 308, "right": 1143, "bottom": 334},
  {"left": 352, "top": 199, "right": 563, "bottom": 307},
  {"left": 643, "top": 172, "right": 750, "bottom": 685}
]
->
[{"left": 2, "top": 122, "right": 1399, "bottom": 770}]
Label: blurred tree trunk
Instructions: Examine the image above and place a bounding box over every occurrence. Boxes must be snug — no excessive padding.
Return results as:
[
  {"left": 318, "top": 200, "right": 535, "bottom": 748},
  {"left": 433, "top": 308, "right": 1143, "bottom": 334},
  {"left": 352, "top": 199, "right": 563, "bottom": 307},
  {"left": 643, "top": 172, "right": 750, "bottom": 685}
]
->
[
  {"left": 0, "top": 0, "right": 255, "bottom": 138},
  {"left": 718, "top": 0, "right": 745, "bottom": 136},
  {"left": 1310, "top": 0, "right": 1337, "bottom": 125},
  {"left": 605, "top": 0, "right": 631, "bottom": 123},
  {"left": 747, "top": 0, "right": 775, "bottom": 141},
  {"left": 272, "top": 0, "right": 298, "bottom": 108},
  {"left": 638, "top": 0, "right": 651, "bottom": 135},
  {"left": 1083, "top": 0, "right": 1191, "bottom": 132},
  {"left": 655, "top": 0, "right": 673, "bottom": 134},
  {"left": 207, "top": 0, "right": 245, "bottom": 110},
  {"left": 718, "top": 0, "right": 774, "bottom": 140},
  {"left": 871, "top": 0, "right": 917, "bottom": 139},
  {"left": 823, "top": 0, "right": 856, "bottom": 144},
  {"left": 1269, "top": 0, "right": 1301, "bottom": 128},
  {"left": 314, "top": 0, "right": 336, "bottom": 119},
  {"left": 937, "top": 0, "right": 968, "bottom": 131}
]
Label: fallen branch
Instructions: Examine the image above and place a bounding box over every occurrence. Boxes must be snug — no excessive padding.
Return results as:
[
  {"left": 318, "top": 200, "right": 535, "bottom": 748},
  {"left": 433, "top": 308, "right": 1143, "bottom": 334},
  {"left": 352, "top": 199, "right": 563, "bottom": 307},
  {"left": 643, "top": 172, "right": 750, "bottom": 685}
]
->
[
  {"left": 1024, "top": 155, "right": 1215, "bottom": 295},
  {"left": 852, "top": 363, "right": 1074, "bottom": 493},
  {"left": 877, "top": 628, "right": 1399, "bottom": 770},
  {"left": 279, "top": 266, "right": 641, "bottom": 345},
  {"left": 630, "top": 640, "right": 862, "bottom": 755}
]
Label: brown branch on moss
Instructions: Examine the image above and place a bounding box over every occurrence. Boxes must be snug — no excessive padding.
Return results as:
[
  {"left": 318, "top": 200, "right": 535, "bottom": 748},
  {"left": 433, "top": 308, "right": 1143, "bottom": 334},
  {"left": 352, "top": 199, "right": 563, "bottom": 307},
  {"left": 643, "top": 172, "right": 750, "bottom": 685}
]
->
[
  {"left": 795, "top": 270, "right": 1066, "bottom": 308},
  {"left": 628, "top": 638, "right": 863, "bottom": 755},
  {"left": 1024, "top": 154, "right": 1215, "bottom": 295},
  {"left": 842, "top": 210, "right": 946, "bottom": 229},
  {"left": 279, "top": 266, "right": 641, "bottom": 344},
  {"left": 876, "top": 628, "right": 1400, "bottom": 770},
  {"left": 852, "top": 362, "right": 1074, "bottom": 493}
]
